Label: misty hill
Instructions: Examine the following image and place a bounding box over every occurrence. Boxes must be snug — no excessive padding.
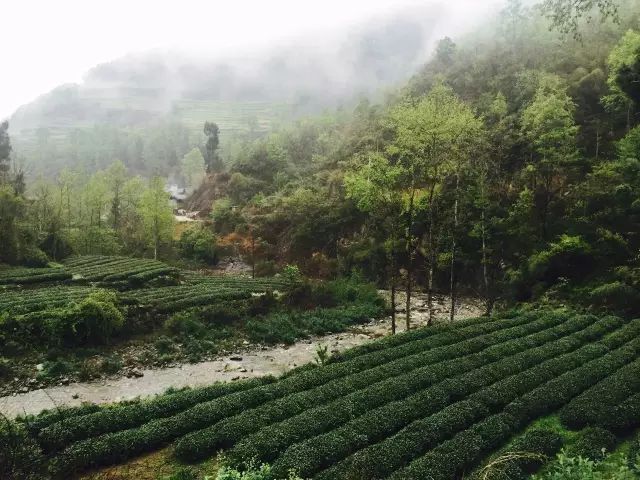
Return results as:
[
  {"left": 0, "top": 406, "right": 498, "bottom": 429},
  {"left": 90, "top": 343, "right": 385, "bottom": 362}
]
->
[{"left": 9, "top": 4, "right": 458, "bottom": 177}]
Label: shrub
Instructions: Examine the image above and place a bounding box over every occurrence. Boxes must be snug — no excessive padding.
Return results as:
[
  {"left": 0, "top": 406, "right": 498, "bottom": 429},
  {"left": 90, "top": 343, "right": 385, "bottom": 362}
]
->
[
  {"left": 588, "top": 281, "right": 640, "bottom": 314},
  {"left": 165, "top": 312, "right": 207, "bottom": 337},
  {"left": 0, "top": 357, "right": 14, "bottom": 380},
  {"left": 179, "top": 226, "right": 219, "bottom": 265},
  {"left": 36, "top": 359, "right": 74, "bottom": 381},
  {"left": 567, "top": 427, "right": 617, "bottom": 461},
  {"left": 39, "top": 378, "right": 272, "bottom": 453},
  {"left": 0, "top": 419, "right": 45, "bottom": 480},
  {"left": 72, "top": 293, "right": 125, "bottom": 345},
  {"left": 559, "top": 357, "right": 640, "bottom": 431},
  {"left": 20, "top": 246, "right": 50, "bottom": 268},
  {"left": 255, "top": 260, "right": 278, "bottom": 277}
]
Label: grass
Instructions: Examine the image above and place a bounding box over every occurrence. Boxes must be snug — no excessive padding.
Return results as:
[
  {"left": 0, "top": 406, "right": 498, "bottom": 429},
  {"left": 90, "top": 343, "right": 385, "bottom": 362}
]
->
[{"left": 78, "top": 448, "right": 217, "bottom": 480}]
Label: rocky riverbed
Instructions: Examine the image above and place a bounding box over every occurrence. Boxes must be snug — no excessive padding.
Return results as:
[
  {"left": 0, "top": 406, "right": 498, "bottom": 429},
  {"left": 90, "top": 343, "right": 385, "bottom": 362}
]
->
[{"left": 0, "top": 292, "right": 483, "bottom": 417}]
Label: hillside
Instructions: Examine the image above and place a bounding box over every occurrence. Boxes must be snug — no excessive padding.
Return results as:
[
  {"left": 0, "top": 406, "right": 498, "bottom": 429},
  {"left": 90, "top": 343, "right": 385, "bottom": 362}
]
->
[{"left": 8, "top": 5, "right": 457, "bottom": 178}]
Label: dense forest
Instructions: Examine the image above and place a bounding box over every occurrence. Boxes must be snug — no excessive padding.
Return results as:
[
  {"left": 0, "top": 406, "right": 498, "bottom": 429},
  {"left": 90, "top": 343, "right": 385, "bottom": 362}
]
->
[{"left": 3, "top": 0, "right": 640, "bottom": 479}]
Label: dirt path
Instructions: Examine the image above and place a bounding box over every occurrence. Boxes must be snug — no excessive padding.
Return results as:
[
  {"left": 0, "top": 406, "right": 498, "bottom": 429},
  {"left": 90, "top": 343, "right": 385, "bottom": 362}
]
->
[{"left": 0, "top": 293, "right": 483, "bottom": 418}]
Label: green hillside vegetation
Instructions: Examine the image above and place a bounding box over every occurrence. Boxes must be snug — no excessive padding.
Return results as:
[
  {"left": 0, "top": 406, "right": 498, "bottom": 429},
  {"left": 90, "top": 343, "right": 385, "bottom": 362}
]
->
[
  {"left": 3, "top": 0, "right": 640, "bottom": 479},
  {"left": 4, "top": 309, "right": 640, "bottom": 479}
]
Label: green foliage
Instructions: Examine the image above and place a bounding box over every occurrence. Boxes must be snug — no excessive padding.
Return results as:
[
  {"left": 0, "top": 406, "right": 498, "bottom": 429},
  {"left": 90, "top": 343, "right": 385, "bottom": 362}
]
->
[
  {"left": 0, "top": 419, "right": 45, "bottom": 480},
  {"left": 211, "top": 197, "right": 244, "bottom": 235},
  {"left": 212, "top": 461, "right": 302, "bottom": 480},
  {"left": 533, "top": 450, "right": 638, "bottom": 480},
  {"left": 182, "top": 148, "right": 206, "bottom": 188},
  {"left": 179, "top": 226, "right": 219, "bottom": 264},
  {"left": 138, "top": 176, "right": 175, "bottom": 259},
  {"left": 617, "top": 125, "right": 640, "bottom": 159},
  {"left": 566, "top": 427, "right": 617, "bottom": 461}
]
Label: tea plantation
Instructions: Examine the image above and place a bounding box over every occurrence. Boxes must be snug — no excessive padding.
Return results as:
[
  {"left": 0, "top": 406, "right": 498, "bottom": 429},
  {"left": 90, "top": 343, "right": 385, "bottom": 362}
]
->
[{"left": 11, "top": 308, "right": 640, "bottom": 478}]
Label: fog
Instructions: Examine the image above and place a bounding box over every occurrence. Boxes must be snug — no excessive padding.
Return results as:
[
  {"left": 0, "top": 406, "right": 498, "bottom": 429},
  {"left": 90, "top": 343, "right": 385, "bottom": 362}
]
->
[{"left": 2, "top": 0, "right": 502, "bottom": 122}]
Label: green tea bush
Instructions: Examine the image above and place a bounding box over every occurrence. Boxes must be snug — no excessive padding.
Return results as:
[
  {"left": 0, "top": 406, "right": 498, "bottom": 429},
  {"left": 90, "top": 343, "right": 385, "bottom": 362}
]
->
[
  {"left": 560, "top": 357, "right": 640, "bottom": 431},
  {"left": 48, "top": 315, "right": 541, "bottom": 471},
  {"left": 566, "top": 427, "right": 617, "bottom": 461},
  {"left": 307, "top": 316, "right": 619, "bottom": 480},
  {"left": 324, "top": 319, "right": 640, "bottom": 480},
  {"left": 39, "top": 378, "right": 273, "bottom": 452},
  {"left": 0, "top": 419, "right": 45, "bottom": 480},
  {"left": 225, "top": 314, "right": 600, "bottom": 471}
]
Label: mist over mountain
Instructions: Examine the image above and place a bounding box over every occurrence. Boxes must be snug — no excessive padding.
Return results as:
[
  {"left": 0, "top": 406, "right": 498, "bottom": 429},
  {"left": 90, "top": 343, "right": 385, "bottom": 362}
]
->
[{"left": 10, "top": 3, "right": 457, "bottom": 141}]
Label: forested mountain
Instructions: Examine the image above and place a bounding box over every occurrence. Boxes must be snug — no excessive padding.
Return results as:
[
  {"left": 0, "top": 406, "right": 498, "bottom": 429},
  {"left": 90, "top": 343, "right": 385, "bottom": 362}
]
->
[{"left": 8, "top": 4, "right": 459, "bottom": 178}]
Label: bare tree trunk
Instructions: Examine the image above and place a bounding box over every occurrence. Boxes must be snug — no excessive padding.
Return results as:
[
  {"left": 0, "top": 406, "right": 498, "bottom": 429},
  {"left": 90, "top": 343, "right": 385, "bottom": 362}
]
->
[
  {"left": 251, "top": 233, "right": 256, "bottom": 279},
  {"left": 405, "top": 184, "right": 416, "bottom": 331},
  {"left": 449, "top": 173, "right": 459, "bottom": 323},
  {"left": 390, "top": 229, "right": 398, "bottom": 335},
  {"left": 426, "top": 183, "right": 437, "bottom": 326},
  {"left": 595, "top": 123, "right": 601, "bottom": 161}
]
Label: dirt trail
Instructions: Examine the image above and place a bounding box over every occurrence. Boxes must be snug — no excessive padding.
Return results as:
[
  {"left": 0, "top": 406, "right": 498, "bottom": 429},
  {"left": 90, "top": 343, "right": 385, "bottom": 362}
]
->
[{"left": 0, "top": 293, "right": 483, "bottom": 418}]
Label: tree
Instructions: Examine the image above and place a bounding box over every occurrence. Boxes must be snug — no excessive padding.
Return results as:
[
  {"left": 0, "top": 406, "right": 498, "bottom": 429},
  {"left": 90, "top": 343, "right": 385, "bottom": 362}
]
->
[
  {"left": 388, "top": 83, "right": 484, "bottom": 325},
  {"left": 435, "top": 37, "right": 456, "bottom": 65},
  {"left": 140, "top": 176, "right": 174, "bottom": 259},
  {"left": 181, "top": 147, "right": 206, "bottom": 188},
  {"left": 345, "top": 152, "right": 404, "bottom": 334},
  {"left": 521, "top": 74, "right": 579, "bottom": 239},
  {"left": 603, "top": 30, "right": 640, "bottom": 131},
  {"left": 0, "top": 121, "right": 11, "bottom": 184},
  {"left": 0, "top": 186, "right": 22, "bottom": 263},
  {"left": 105, "top": 160, "right": 127, "bottom": 231},
  {"left": 540, "top": 0, "right": 620, "bottom": 40},
  {"left": 204, "top": 121, "right": 221, "bottom": 173}
]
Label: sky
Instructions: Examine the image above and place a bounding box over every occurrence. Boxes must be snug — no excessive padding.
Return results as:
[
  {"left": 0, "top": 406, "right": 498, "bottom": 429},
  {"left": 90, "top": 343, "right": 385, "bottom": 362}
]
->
[{"left": 0, "top": 0, "right": 500, "bottom": 120}]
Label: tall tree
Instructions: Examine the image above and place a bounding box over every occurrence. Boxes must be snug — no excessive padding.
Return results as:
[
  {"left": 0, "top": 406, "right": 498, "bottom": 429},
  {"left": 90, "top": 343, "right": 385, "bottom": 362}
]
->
[
  {"left": 388, "top": 83, "right": 483, "bottom": 324},
  {"left": 105, "top": 160, "right": 127, "bottom": 232},
  {"left": 204, "top": 122, "right": 221, "bottom": 173},
  {"left": 521, "top": 74, "right": 579, "bottom": 239},
  {"left": 603, "top": 30, "right": 640, "bottom": 131},
  {"left": 541, "top": 0, "right": 619, "bottom": 40},
  {"left": 140, "top": 176, "right": 174, "bottom": 259},
  {"left": 0, "top": 121, "right": 11, "bottom": 184},
  {"left": 182, "top": 147, "right": 206, "bottom": 188},
  {"left": 345, "top": 151, "right": 404, "bottom": 334}
]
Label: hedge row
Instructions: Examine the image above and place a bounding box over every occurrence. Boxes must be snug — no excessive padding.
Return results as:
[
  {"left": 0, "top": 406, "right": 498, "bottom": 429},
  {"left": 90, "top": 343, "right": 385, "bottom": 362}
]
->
[
  {"left": 476, "top": 427, "right": 563, "bottom": 479},
  {"left": 47, "top": 313, "right": 544, "bottom": 474},
  {"left": 174, "top": 311, "right": 576, "bottom": 462},
  {"left": 597, "top": 391, "right": 640, "bottom": 432},
  {"left": 328, "top": 309, "right": 521, "bottom": 363},
  {"left": 39, "top": 377, "right": 273, "bottom": 452},
  {"left": 386, "top": 322, "right": 640, "bottom": 479},
  {"left": 559, "top": 357, "right": 640, "bottom": 431},
  {"left": 272, "top": 315, "right": 625, "bottom": 479},
  {"left": 21, "top": 404, "right": 102, "bottom": 437},
  {"left": 0, "top": 268, "right": 71, "bottom": 285}
]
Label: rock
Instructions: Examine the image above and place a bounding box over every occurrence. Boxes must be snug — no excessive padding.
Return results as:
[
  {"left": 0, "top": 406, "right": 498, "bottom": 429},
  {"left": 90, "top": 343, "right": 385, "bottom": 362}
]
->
[
  {"left": 239, "top": 368, "right": 248, "bottom": 373},
  {"left": 19, "top": 387, "right": 28, "bottom": 394},
  {"left": 242, "top": 340, "right": 250, "bottom": 345},
  {"left": 231, "top": 376, "right": 240, "bottom": 381},
  {"left": 230, "top": 356, "right": 243, "bottom": 361},
  {"left": 60, "top": 377, "right": 70, "bottom": 385},
  {"left": 72, "top": 393, "right": 79, "bottom": 399},
  {"left": 36, "top": 363, "right": 44, "bottom": 371},
  {"left": 128, "top": 369, "right": 144, "bottom": 378},
  {"left": 28, "top": 378, "right": 38, "bottom": 385}
]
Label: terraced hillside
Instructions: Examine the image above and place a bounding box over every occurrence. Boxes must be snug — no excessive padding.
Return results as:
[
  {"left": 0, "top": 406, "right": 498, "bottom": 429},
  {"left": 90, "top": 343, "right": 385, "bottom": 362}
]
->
[{"left": 17, "top": 309, "right": 640, "bottom": 478}]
